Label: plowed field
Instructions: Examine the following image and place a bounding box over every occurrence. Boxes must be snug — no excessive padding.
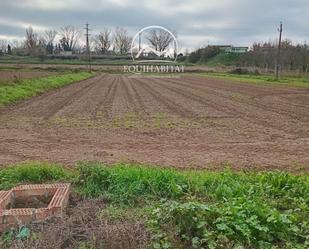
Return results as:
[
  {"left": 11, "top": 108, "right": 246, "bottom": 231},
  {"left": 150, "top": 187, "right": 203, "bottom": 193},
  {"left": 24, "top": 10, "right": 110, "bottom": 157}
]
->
[{"left": 0, "top": 74, "right": 308, "bottom": 171}]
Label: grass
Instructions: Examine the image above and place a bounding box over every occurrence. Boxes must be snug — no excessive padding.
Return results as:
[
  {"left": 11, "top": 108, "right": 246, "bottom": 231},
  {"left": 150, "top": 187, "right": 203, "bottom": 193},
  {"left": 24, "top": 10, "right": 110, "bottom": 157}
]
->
[
  {"left": 0, "top": 162, "right": 74, "bottom": 190},
  {"left": 0, "top": 54, "right": 132, "bottom": 65},
  {"left": 0, "top": 162, "right": 308, "bottom": 248},
  {"left": 0, "top": 55, "right": 188, "bottom": 66},
  {"left": 195, "top": 72, "right": 309, "bottom": 88},
  {"left": 204, "top": 53, "right": 243, "bottom": 67},
  {"left": 0, "top": 72, "right": 93, "bottom": 107},
  {"left": 75, "top": 162, "right": 190, "bottom": 205}
]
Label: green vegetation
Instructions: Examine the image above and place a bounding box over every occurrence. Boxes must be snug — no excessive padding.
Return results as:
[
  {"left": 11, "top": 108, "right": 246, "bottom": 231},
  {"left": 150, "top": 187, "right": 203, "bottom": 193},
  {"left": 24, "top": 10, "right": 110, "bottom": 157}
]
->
[
  {"left": 0, "top": 162, "right": 308, "bottom": 248},
  {"left": 0, "top": 72, "right": 93, "bottom": 107},
  {"left": 0, "top": 162, "right": 74, "bottom": 190},
  {"left": 0, "top": 55, "right": 132, "bottom": 65},
  {"left": 75, "top": 162, "right": 189, "bottom": 205},
  {"left": 186, "top": 41, "right": 309, "bottom": 75},
  {"left": 186, "top": 47, "right": 243, "bottom": 67},
  {"left": 205, "top": 53, "right": 242, "bottom": 66},
  {"left": 196, "top": 72, "right": 309, "bottom": 88},
  {"left": 187, "top": 46, "right": 221, "bottom": 64}
]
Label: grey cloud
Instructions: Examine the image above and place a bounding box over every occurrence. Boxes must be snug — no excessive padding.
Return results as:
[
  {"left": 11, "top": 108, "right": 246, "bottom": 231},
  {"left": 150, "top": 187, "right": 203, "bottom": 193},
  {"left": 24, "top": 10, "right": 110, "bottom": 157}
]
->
[{"left": 0, "top": 0, "right": 308, "bottom": 48}]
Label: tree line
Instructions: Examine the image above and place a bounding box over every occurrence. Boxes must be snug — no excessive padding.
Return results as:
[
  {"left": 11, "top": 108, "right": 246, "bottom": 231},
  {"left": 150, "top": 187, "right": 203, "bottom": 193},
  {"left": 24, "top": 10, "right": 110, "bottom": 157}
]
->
[
  {"left": 0, "top": 26, "right": 133, "bottom": 57},
  {"left": 1, "top": 25, "right": 308, "bottom": 74},
  {"left": 0, "top": 26, "right": 177, "bottom": 59},
  {"left": 185, "top": 39, "right": 309, "bottom": 74},
  {"left": 240, "top": 40, "right": 309, "bottom": 73}
]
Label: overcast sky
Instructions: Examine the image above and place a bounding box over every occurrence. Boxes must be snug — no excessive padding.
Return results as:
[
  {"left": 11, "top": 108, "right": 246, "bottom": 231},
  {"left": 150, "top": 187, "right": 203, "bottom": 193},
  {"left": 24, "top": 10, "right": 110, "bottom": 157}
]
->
[{"left": 0, "top": 0, "right": 308, "bottom": 50}]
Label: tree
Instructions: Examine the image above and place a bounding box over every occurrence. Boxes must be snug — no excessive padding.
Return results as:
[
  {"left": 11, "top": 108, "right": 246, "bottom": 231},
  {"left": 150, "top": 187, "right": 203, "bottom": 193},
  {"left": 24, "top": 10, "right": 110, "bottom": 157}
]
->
[
  {"left": 146, "top": 29, "right": 174, "bottom": 52},
  {"left": 113, "top": 27, "right": 132, "bottom": 55},
  {"left": 59, "top": 26, "right": 80, "bottom": 52},
  {"left": 24, "top": 26, "right": 49, "bottom": 58},
  {"left": 95, "top": 28, "right": 112, "bottom": 54},
  {"left": 25, "top": 27, "right": 39, "bottom": 55},
  {"left": 7, "top": 44, "right": 11, "bottom": 54},
  {"left": 42, "top": 30, "right": 57, "bottom": 54},
  {"left": 0, "top": 40, "right": 6, "bottom": 54},
  {"left": 11, "top": 40, "right": 23, "bottom": 49}
]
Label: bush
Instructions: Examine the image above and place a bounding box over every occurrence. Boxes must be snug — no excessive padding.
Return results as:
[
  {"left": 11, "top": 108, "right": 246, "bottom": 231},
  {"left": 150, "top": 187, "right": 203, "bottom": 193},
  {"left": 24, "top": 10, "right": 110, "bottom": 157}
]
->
[
  {"left": 229, "top": 67, "right": 249, "bottom": 74},
  {"left": 187, "top": 46, "right": 221, "bottom": 64}
]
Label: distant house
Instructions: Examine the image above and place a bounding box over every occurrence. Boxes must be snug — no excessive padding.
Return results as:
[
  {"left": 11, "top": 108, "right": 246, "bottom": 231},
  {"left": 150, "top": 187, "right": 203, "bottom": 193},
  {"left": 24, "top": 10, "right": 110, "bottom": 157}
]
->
[
  {"left": 212, "top": 45, "right": 248, "bottom": 53},
  {"left": 60, "top": 51, "right": 73, "bottom": 56},
  {"left": 213, "top": 45, "right": 232, "bottom": 52},
  {"left": 226, "top": 46, "right": 249, "bottom": 53}
]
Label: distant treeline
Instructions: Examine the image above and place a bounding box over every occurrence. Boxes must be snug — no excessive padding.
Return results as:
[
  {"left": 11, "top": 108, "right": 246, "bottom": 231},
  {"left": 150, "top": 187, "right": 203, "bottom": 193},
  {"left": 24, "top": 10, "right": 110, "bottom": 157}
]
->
[
  {"left": 0, "top": 26, "right": 133, "bottom": 59},
  {"left": 0, "top": 25, "right": 175, "bottom": 61},
  {"left": 242, "top": 40, "right": 309, "bottom": 73},
  {"left": 185, "top": 40, "right": 309, "bottom": 74},
  {"left": 1, "top": 24, "right": 309, "bottom": 74}
]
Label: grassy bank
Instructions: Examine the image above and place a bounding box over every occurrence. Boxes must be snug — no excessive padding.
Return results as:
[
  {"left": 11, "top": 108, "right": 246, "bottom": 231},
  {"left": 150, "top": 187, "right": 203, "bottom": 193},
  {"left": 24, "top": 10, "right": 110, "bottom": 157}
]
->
[
  {"left": 195, "top": 72, "right": 309, "bottom": 88},
  {"left": 0, "top": 55, "right": 132, "bottom": 65},
  {"left": 0, "top": 162, "right": 308, "bottom": 248},
  {"left": 0, "top": 72, "right": 93, "bottom": 107}
]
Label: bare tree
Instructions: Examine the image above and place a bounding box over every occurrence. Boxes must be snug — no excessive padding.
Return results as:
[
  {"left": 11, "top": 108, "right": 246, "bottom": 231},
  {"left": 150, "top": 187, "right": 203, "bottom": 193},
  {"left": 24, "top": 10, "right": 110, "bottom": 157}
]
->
[
  {"left": 44, "top": 30, "right": 57, "bottom": 44},
  {"left": 42, "top": 30, "right": 57, "bottom": 54},
  {"left": 24, "top": 27, "right": 48, "bottom": 59},
  {"left": 0, "top": 40, "right": 7, "bottom": 53},
  {"left": 25, "top": 26, "right": 38, "bottom": 54},
  {"left": 146, "top": 29, "right": 174, "bottom": 52},
  {"left": 59, "top": 26, "right": 80, "bottom": 52},
  {"left": 95, "top": 28, "right": 112, "bottom": 54},
  {"left": 10, "top": 39, "right": 23, "bottom": 49},
  {"left": 113, "top": 27, "right": 132, "bottom": 55}
]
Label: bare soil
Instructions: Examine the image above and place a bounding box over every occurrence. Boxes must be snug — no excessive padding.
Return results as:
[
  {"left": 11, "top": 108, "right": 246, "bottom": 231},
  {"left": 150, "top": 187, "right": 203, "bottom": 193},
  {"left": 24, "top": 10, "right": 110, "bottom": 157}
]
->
[
  {"left": 6, "top": 194, "right": 54, "bottom": 209},
  {"left": 0, "top": 74, "right": 308, "bottom": 172}
]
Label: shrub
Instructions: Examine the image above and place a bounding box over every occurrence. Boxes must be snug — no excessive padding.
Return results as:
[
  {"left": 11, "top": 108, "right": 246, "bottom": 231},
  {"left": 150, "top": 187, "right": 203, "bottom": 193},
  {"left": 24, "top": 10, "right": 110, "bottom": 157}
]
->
[
  {"left": 187, "top": 46, "right": 221, "bottom": 64},
  {"left": 150, "top": 199, "right": 308, "bottom": 249},
  {"left": 229, "top": 67, "right": 249, "bottom": 74}
]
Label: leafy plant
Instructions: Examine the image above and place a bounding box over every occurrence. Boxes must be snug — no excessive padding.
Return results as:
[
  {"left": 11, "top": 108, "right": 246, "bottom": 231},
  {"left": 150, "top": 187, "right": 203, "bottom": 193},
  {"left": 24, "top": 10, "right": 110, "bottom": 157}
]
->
[{"left": 149, "top": 199, "right": 308, "bottom": 249}]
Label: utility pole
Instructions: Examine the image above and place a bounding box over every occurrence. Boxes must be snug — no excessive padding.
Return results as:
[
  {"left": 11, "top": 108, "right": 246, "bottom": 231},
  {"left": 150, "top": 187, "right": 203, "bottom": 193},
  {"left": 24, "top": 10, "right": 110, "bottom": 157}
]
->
[
  {"left": 303, "top": 42, "right": 307, "bottom": 76},
  {"left": 138, "top": 33, "right": 141, "bottom": 51},
  {"left": 275, "top": 22, "right": 283, "bottom": 80},
  {"left": 85, "top": 22, "right": 91, "bottom": 72},
  {"left": 174, "top": 40, "right": 177, "bottom": 60}
]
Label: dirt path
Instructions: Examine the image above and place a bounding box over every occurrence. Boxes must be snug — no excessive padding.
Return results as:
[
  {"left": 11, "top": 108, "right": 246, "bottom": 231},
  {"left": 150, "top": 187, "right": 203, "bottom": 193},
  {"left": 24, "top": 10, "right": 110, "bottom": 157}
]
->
[{"left": 0, "top": 74, "right": 308, "bottom": 172}]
